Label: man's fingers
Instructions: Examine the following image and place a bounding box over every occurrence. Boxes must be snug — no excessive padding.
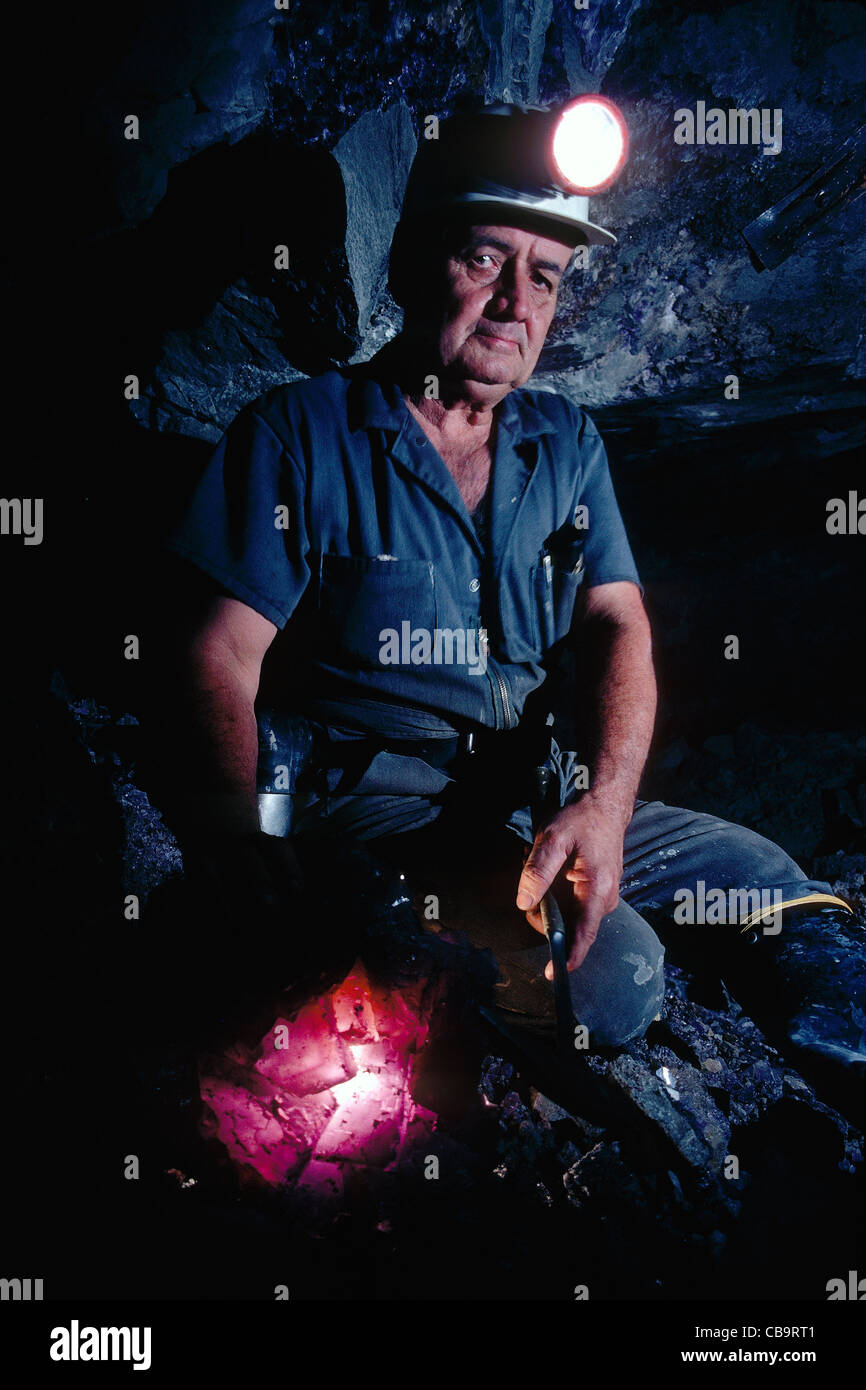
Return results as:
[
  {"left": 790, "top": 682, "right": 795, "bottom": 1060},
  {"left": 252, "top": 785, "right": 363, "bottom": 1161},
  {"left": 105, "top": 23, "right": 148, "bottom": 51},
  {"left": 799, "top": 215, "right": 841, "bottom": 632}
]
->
[
  {"left": 529, "top": 877, "right": 608, "bottom": 976},
  {"left": 565, "top": 866, "right": 619, "bottom": 916},
  {"left": 523, "top": 901, "right": 545, "bottom": 933},
  {"left": 567, "top": 917, "right": 602, "bottom": 971},
  {"left": 567, "top": 884, "right": 609, "bottom": 969},
  {"left": 515, "top": 832, "right": 565, "bottom": 910},
  {"left": 541, "top": 912, "right": 603, "bottom": 976},
  {"left": 518, "top": 824, "right": 622, "bottom": 979},
  {"left": 515, "top": 867, "right": 547, "bottom": 912}
]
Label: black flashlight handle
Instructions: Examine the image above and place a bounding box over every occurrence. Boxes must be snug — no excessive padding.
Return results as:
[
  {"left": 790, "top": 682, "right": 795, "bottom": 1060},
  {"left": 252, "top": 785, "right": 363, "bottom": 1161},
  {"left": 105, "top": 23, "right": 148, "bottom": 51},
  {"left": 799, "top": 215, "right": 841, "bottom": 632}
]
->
[
  {"left": 531, "top": 765, "right": 577, "bottom": 1052},
  {"left": 538, "top": 891, "right": 575, "bottom": 1052}
]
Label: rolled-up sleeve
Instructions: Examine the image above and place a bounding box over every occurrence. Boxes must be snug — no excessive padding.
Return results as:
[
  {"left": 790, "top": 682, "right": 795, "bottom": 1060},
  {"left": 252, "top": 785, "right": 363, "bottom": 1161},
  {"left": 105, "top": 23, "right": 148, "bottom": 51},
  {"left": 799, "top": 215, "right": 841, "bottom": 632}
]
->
[{"left": 164, "top": 406, "right": 310, "bottom": 628}]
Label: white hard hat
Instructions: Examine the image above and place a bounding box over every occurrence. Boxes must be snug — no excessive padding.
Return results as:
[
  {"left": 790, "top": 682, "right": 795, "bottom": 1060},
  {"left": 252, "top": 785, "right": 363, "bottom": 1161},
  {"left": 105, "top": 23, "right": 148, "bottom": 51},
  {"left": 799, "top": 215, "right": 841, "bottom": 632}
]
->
[{"left": 398, "top": 101, "right": 629, "bottom": 248}]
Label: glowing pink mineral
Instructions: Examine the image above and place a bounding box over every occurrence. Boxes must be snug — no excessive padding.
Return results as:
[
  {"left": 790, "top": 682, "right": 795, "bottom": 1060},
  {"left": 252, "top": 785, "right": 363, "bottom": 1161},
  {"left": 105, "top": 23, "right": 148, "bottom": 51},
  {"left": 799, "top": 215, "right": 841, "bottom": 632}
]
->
[{"left": 199, "top": 958, "right": 439, "bottom": 1195}]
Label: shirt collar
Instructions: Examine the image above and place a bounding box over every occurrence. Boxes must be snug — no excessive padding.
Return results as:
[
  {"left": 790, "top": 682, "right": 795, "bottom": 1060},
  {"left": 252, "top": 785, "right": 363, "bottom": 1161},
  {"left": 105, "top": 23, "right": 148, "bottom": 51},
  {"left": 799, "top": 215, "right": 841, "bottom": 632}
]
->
[
  {"left": 347, "top": 367, "right": 558, "bottom": 441},
  {"left": 347, "top": 372, "right": 408, "bottom": 433}
]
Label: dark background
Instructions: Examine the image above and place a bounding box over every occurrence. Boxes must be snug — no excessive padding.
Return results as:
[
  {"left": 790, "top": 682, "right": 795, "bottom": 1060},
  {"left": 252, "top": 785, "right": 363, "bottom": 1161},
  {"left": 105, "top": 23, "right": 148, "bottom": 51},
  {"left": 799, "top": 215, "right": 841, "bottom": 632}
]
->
[{"left": 1, "top": 0, "right": 864, "bottom": 1316}]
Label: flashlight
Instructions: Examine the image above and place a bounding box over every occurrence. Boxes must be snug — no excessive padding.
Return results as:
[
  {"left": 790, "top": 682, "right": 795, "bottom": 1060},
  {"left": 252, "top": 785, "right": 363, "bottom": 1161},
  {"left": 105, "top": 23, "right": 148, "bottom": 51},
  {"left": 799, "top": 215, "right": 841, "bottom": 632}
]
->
[{"left": 549, "top": 96, "right": 629, "bottom": 195}]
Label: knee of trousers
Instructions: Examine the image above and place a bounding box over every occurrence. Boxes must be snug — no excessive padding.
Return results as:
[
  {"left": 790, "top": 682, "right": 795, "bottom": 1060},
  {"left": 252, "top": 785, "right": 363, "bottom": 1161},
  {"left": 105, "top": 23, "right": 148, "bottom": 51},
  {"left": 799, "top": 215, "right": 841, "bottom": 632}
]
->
[
  {"left": 693, "top": 823, "right": 804, "bottom": 890},
  {"left": 627, "top": 803, "right": 807, "bottom": 891},
  {"left": 570, "top": 905, "right": 666, "bottom": 1048}
]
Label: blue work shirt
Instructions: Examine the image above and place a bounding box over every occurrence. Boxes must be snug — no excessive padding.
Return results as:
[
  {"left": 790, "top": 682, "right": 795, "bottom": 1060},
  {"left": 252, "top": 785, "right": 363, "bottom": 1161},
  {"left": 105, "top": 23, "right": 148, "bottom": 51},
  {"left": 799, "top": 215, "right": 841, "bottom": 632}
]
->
[{"left": 166, "top": 361, "right": 641, "bottom": 742}]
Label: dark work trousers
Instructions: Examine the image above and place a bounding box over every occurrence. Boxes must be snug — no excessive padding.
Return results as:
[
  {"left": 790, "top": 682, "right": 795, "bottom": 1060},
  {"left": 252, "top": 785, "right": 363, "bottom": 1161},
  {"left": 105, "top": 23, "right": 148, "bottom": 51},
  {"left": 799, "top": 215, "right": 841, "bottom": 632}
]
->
[{"left": 258, "top": 738, "right": 846, "bottom": 1048}]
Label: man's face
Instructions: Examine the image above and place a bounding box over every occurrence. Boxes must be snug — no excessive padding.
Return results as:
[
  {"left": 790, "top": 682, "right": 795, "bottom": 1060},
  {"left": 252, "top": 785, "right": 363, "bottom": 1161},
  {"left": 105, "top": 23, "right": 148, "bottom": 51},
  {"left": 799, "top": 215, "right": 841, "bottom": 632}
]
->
[{"left": 424, "top": 222, "right": 573, "bottom": 394}]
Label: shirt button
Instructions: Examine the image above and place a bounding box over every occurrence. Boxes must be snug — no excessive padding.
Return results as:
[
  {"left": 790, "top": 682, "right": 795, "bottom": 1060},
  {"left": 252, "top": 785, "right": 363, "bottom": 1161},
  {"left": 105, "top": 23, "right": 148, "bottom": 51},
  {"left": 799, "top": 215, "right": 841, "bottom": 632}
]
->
[{"left": 469, "top": 578, "right": 481, "bottom": 593}]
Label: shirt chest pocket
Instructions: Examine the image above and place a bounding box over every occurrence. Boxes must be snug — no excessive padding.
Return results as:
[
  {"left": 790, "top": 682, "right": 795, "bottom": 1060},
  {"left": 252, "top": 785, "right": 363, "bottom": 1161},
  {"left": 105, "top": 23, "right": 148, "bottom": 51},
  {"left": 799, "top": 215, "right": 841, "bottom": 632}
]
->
[
  {"left": 529, "top": 543, "right": 586, "bottom": 651},
  {"left": 314, "top": 553, "right": 439, "bottom": 672}
]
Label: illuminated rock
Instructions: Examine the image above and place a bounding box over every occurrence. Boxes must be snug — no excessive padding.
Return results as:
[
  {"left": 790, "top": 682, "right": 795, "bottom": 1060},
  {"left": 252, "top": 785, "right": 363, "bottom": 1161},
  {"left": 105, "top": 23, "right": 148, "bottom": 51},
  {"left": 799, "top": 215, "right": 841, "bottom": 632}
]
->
[
  {"left": 200, "top": 951, "right": 444, "bottom": 1185},
  {"left": 254, "top": 998, "right": 356, "bottom": 1096},
  {"left": 331, "top": 964, "right": 380, "bottom": 1042},
  {"left": 274, "top": 1091, "right": 338, "bottom": 1153},
  {"left": 314, "top": 1050, "right": 407, "bottom": 1166},
  {"left": 200, "top": 1076, "right": 302, "bottom": 1186},
  {"left": 370, "top": 986, "right": 429, "bottom": 1052}
]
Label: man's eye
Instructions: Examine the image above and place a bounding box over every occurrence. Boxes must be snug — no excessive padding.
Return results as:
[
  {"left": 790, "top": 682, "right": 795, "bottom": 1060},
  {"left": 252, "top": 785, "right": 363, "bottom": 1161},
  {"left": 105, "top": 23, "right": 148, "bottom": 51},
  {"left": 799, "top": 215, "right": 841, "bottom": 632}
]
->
[{"left": 468, "top": 254, "right": 497, "bottom": 270}]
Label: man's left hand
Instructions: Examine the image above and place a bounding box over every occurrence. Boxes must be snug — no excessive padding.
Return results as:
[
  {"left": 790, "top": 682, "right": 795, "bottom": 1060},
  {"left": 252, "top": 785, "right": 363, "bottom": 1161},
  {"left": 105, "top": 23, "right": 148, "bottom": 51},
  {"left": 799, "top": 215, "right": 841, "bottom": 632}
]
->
[{"left": 515, "top": 795, "right": 626, "bottom": 976}]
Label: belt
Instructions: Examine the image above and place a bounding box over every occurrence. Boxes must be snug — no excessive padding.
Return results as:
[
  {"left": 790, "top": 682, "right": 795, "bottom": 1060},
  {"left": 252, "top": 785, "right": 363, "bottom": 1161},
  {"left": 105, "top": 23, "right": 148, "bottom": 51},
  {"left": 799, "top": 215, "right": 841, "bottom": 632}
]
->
[
  {"left": 258, "top": 711, "right": 554, "bottom": 798},
  {"left": 368, "top": 730, "right": 475, "bottom": 771},
  {"left": 328, "top": 723, "right": 554, "bottom": 806}
]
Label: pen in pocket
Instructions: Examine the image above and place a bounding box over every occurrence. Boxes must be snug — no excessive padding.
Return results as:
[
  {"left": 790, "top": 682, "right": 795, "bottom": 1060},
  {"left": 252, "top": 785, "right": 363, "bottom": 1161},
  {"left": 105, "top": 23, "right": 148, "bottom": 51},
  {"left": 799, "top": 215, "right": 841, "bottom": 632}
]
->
[{"left": 541, "top": 548, "right": 554, "bottom": 645}]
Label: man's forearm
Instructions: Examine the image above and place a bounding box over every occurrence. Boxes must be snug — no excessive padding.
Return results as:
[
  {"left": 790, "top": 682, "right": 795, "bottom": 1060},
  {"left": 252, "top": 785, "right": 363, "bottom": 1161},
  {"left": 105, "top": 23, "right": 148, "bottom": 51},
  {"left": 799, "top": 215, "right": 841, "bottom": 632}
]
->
[
  {"left": 575, "top": 609, "right": 656, "bottom": 829},
  {"left": 172, "top": 645, "right": 263, "bottom": 837},
  {"left": 153, "top": 634, "right": 305, "bottom": 921}
]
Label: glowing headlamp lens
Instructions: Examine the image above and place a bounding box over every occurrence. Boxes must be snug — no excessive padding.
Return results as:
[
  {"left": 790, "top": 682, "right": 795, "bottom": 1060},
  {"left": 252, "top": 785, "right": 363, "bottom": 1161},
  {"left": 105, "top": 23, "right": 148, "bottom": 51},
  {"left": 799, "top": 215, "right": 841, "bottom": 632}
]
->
[{"left": 550, "top": 96, "right": 629, "bottom": 194}]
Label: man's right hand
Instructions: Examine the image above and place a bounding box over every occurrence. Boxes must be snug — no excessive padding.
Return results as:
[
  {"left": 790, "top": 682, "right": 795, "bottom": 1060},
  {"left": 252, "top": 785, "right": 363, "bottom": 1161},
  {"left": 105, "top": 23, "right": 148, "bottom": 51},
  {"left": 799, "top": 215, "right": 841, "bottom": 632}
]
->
[{"left": 183, "top": 829, "right": 306, "bottom": 926}]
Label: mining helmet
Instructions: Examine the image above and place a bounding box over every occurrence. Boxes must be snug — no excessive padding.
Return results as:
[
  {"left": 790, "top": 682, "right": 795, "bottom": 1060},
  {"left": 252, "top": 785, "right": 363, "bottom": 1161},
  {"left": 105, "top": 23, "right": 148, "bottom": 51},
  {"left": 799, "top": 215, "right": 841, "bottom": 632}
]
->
[{"left": 399, "top": 98, "right": 628, "bottom": 248}]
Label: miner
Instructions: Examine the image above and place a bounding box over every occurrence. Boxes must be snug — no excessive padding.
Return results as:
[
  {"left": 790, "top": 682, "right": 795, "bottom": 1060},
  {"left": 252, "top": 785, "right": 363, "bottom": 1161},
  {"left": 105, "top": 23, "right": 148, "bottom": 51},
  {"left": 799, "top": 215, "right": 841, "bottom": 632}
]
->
[{"left": 161, "top": 103, "right": 864, "bottom": 1067}]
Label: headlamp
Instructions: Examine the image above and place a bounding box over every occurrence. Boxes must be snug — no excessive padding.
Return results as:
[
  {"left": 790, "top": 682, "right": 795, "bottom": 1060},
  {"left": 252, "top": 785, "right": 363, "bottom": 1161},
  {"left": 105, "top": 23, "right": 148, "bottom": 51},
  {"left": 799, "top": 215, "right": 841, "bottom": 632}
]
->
[
  {"left": 548, "top": 96, "right": 629, "bottom": 196},
  {"left": 394, "top": 99, "right": 631, "bottom": 258}
]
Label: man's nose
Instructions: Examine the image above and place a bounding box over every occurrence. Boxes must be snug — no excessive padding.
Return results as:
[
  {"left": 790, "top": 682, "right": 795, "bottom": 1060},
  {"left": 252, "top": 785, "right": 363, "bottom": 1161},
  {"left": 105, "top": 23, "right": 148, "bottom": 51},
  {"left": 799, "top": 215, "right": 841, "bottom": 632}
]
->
[{"left": 487, "top": 261, "right": 532, "bottom": 319}]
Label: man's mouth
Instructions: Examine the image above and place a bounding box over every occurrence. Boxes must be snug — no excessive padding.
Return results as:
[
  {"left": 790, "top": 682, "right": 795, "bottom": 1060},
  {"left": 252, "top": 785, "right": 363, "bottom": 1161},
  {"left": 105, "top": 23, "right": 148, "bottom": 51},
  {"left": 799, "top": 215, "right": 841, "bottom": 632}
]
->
[{"left": 474, "top": 326, "right": 522, "bottom": 351}]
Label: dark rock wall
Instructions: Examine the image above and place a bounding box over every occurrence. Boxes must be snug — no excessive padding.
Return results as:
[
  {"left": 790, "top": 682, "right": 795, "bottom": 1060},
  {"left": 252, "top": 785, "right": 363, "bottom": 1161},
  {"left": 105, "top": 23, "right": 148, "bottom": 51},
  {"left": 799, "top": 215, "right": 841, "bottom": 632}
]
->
[{"left": 57, "top": 0, "right": 866, "bottom": 438}]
